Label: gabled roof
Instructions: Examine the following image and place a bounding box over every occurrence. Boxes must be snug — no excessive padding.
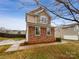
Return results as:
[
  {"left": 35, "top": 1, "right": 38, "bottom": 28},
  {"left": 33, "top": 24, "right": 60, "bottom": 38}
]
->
[
  {"left": 27, "top": 7, "right": 51, "bottom": 18},
  {"left": 28, "top": 7, "right": 43, "bottom": 15},
  {"left": 62, "top": 23, "right": 79, "bottom": 29}
]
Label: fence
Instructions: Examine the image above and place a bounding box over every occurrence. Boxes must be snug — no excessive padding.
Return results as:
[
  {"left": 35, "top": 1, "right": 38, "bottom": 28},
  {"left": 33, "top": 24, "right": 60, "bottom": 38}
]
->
[{"left": 0, "top": 32, "right": 25, "bottom": 38}]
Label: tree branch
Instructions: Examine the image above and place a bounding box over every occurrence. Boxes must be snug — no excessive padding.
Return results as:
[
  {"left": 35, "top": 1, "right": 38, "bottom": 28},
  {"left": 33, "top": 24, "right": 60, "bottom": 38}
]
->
[
  {"left": 34, "top": 0, "right": 79, "bottom": 23},
  {"left": 39, "top": 3, "right": 79, "bottom": 23},
  {"left": 56, "top": 0, "right": 79, "bottom": 14},
  {"left": 68, "top": 0, "right": 79, "bottom": 12},
  {"left": 57, "top": 0, "right": 79, "bottom": 23}
]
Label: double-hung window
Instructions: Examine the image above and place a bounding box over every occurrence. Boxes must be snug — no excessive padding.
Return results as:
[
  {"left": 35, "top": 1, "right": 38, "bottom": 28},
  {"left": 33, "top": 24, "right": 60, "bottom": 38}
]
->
[
  {"left": 40, "top": 16, "right": 48, "bottom": 24},
  {"left": 35, "top": 26, "right": 40, "bottom": 36},
  {"left": 47, "top": 27, "right": 51, "bottom": 35}
]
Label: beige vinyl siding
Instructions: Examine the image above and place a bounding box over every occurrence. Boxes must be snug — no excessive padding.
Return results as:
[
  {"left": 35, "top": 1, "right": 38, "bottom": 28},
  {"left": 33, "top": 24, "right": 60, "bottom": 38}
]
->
[
  {"left": 27, "top": 11, "right": 51, "bottom": 25},
  {"left": 27, "top": 15, "right": 38, "bottom": 23},
  {"left": 40, "top": 12, "right": 50, "bottom": 24}
]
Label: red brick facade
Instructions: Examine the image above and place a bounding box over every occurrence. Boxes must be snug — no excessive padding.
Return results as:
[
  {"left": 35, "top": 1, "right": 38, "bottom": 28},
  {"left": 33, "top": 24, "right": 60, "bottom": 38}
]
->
[{"left": 28, "top": 26, "right": 55, "bottom": 44}]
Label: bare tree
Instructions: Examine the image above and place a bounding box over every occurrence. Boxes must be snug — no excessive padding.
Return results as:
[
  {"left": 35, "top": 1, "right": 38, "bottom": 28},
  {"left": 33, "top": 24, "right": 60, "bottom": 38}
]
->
[
  {"left": 34, "top": 0, "right": 79, "bottom": 23},
  {"left": 33, "top": 0, "right": 79, "bottom": 40}
]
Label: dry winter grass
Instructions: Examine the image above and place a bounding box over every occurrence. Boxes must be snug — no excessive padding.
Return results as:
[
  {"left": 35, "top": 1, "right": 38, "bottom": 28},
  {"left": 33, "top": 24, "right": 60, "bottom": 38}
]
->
[
  {"left": 0, "top": 45, "right": 10, "bottom": 53},
  {"left": 0, "top": 42, "right": 79, "bottom": 59},
  {"left": 0, "top": 37, "right": 25, "bottom": 40}
]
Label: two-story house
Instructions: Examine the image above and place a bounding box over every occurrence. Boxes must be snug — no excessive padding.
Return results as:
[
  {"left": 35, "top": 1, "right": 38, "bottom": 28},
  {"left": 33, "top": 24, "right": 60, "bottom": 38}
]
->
[{"left": 25, "top": 7, "right": 55, "bottom": 44}]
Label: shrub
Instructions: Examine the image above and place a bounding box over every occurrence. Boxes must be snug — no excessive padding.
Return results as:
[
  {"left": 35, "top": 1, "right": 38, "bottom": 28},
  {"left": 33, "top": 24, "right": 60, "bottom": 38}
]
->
[
  {"left": 56, "top": 38, "right": 61, "bottom": 42},
  {"left": 20, "top": 42, "right": 28, "bottom": 46}
]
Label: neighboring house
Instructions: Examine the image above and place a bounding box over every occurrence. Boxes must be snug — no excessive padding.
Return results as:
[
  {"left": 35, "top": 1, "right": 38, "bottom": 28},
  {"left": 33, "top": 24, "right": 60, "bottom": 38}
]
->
[
  {"left": 0, "top": 27, "right": 6, "bottom": 33},
  {"left": 0, "top": 27, "right": 26, "bottom": 34},
  {"left": 61, "top": 23, "right": 79, "bottom": 40},
  {"left": 7, "top": 30, "right": 26, "bottom": 34},
  {"left": 26, "top": 7, "right": 55, "bottom": 44}
]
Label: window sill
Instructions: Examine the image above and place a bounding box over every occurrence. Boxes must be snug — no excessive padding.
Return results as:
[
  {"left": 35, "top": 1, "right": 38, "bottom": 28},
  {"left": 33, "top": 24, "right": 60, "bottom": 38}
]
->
[
  {"left": 46, "top": 34, "right": 51, "bottom": 36},
  {"left": 35, "top": 35, "right": 40, "bottom": 36}
]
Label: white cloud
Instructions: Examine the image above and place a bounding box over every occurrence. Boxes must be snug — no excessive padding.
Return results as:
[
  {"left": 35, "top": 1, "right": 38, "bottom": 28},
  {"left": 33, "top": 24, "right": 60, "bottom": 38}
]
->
[
  {"left": 0, "top": 15, "right": 26, "bottom": 30},
  {"left": 51, "top": 23, "right": 56, "bottom": 27}
]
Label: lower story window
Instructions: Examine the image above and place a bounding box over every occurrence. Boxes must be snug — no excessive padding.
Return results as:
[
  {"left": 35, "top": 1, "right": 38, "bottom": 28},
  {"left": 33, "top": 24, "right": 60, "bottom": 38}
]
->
[
  {"left": 35, "top": 26, "right": 40, "bottom": 36},
  {"left": 47, "top": 27, "right": 51, "bottom": 35}
]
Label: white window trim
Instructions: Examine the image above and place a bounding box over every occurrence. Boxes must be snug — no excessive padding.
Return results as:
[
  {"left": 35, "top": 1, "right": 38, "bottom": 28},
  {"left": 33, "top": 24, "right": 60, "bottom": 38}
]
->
[
  {"left": 35, "top": 26, "right": 41, "bottom": 36},
  {"left": 40, "top": 16, "right": 48, "bottom": 24},
  {"left": 46, "top": 27, "right": 51, "bottom": 36},
  {"left": 74, "top": 25, "right": 79, "bottom": 31}
]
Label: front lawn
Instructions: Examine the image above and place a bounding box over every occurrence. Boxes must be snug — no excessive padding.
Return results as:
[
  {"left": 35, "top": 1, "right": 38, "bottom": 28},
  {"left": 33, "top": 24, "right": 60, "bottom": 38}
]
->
[
  {"left": 0, "top": 42, "right": 79, "bottom": 59},
  {"left": 0, "top": 37, "right": 25, "bottom": 40},
  {"left": 0, "top": 45, "right": 10, "bottom": 53}
]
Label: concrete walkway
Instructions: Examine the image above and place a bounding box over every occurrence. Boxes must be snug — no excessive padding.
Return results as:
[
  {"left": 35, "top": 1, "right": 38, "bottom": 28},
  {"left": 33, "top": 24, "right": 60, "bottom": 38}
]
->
[
  {"left": 5, "top": 41, "right": 68, "bottom": 52},
  {"left": 0, "top": 40, "right": 18, "bottom": 46},
  {"left": 5, "top": 40, "right": 25, "bottom": 52}
]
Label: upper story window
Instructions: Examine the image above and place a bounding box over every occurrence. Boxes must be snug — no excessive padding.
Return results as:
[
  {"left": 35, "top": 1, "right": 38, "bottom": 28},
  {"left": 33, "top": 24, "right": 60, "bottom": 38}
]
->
[{"left": 40, "top": 16, "right": 48, "bottom": 24}]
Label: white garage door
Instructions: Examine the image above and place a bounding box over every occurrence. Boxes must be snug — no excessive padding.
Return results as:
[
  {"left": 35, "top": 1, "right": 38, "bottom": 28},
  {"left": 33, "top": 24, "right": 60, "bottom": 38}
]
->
[{"left": 64, "top": 35, "right": 78, "bottom": 40}]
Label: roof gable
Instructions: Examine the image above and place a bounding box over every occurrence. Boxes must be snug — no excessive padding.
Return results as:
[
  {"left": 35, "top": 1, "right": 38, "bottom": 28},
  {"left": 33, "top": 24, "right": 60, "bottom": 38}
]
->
[
  {"left": 28, "top": 7, "right": 43, "bottom": 15},
  {"left": 28, "top": 7, "right": 51, "bottom": 18}
]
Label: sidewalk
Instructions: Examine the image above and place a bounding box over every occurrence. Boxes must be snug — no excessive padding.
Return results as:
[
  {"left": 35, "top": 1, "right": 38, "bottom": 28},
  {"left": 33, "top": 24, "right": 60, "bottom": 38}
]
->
[{"left": 5, "top": 41, "right": 68, "bottom": 52}]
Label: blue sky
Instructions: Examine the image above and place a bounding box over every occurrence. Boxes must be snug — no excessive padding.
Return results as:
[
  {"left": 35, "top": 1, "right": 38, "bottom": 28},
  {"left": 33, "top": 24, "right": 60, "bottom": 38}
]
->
[
  {"left": 0, "top": 0, "right": 68, "bottom": 30},
  {"left": 0, "top": 0, "right": 77, "bottom": 30},
  {"left": 0, "top": 0, "right": 37, "bottom": 30}
]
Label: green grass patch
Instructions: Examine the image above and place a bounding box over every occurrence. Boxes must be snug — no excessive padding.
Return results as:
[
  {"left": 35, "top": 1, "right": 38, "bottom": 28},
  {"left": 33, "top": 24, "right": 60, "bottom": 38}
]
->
[{"left": 0, "top": 42, "right": 79, "bottom": 59}]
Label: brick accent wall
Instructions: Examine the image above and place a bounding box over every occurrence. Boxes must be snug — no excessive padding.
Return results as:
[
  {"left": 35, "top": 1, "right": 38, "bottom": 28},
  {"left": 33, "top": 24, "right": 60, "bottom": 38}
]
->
[{"left": 28, "top": 26, "right": 55, "bottom": 44}]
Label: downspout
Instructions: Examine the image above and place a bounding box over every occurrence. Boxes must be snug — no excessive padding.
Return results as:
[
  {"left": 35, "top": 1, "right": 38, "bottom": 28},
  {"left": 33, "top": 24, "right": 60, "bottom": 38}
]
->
[{"left": 25, "top": 13, "right": 28, "bottom": 42}]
